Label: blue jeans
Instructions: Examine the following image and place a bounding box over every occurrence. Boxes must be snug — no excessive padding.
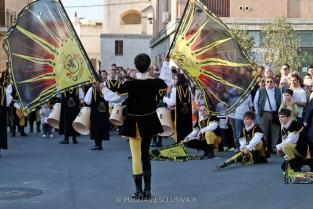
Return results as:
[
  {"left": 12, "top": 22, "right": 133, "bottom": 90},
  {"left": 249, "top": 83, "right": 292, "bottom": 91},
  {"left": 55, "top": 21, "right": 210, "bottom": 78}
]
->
[{"left": 229, "top": 118, "right": 244, "bottom": 149}]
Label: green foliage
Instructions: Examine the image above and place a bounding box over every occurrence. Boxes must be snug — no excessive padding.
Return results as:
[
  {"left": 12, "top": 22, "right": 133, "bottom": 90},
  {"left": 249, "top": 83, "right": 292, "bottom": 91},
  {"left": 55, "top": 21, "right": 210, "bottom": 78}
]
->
[
  {"left": 230, "top": 25, "right": 254, "bottom": 57},
  {"left": 262, "top": 16, "right": 300, "bottom": 71}
]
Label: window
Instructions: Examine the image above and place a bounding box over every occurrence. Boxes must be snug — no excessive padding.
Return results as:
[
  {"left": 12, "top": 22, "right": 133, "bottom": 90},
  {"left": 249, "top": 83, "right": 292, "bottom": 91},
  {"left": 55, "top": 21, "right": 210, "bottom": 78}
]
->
[
  {"left": 247, "top": 31, "right": 263, "bottom": 48},
  {"left": 115, "top": 40, "right": 123, "bottom": 56},
  {"left": 121, "top": 11, "right": 141, "bottom": 25},
  {"left": 0, "top": 0, "right": 4, "bottom": 26},
  {"left": 206, "top": 0, "right": 230, "bottom": 17},
  {"left": 297, "top": 31, "right": 313, "bottom": 48}
]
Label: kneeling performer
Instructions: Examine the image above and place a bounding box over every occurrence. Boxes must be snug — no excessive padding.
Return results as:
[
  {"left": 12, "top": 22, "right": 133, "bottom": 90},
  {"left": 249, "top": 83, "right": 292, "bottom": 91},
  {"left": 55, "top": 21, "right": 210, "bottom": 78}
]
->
[
  {"left": 276, "top": 108, "right": 312, "bottom": 172},
  {"left": 215, "top": 111, "right": 267, "bottom": 170},
  {"left": 183, "top": 105, "right": 219, "bottom": 159}
]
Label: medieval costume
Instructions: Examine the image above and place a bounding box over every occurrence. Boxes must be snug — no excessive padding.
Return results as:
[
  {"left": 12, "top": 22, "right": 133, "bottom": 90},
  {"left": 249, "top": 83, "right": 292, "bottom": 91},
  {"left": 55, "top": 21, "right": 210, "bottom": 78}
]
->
[
  {"left": 0, "top": 85, "right": 12, "bottom": 157},
  {"left": 163, "top": 73, "right": 192, "bottom": 143},
  {"left": 151, "top": 90, "right": 165, "bottom": 147},
  {"left": 59, "top": 88, "right": 84, "bottom": 144},
  {"left": 84, "top": 84, "right": 110, "bottom": 150},
  {"left": 109, "top": 54, "right": 167, "bottom": 200},
  {"left": 277, "top": 108, "right": 313, "bottom": 172},
  {"left": 28, "top": 108, "right": 41, "bottom": 133},
  {"left": 9, "top": 85, "right": 27, "bottom": 137},
  {"left": 105, "top": 79, "right": 122, "bottom": 92},
  {"left": 183, "top": 109, "right": 220, "bottom": 159},
  {"left": 216, "top": 123, "right": 267, "bottom": 171}
]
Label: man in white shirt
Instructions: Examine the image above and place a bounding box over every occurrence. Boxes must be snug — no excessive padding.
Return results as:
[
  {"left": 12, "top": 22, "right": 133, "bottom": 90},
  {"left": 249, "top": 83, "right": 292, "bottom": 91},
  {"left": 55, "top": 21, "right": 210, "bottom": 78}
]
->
[
  {"left": 289, "top": 74, "right": 307, "bottom": 124},
  {"left": 254, "top": 76, "right": 282, "bottom": 155}
]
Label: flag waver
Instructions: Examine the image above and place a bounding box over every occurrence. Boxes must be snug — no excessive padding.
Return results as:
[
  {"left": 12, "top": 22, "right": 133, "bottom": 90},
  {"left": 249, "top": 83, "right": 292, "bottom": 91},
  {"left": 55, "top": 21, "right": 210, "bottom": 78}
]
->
[
  {"left": 169, "top": 0, "right": 261, "bottom": 115},
  {"left": 4, "top": 0, "right": 97, "bottom": 113}
]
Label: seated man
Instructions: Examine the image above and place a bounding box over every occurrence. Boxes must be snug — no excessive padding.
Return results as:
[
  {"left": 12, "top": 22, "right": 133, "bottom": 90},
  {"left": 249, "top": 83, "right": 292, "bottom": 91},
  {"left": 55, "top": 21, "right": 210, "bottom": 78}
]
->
[
  {"left": 183, "top": 105, "right": 219, "bottom": 159},
  {"left": 215, "top": 111, "right": 267, "bottom": 170},
  {"left": 276, "top": 108, "right": 312, "bottom": 172}
]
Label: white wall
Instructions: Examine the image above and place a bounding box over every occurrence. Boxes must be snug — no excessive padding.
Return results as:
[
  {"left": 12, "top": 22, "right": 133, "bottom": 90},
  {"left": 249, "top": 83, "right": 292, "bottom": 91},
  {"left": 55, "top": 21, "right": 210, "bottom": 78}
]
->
[{"left": 101, "top": 34, "right": 152, "bottom": 69}]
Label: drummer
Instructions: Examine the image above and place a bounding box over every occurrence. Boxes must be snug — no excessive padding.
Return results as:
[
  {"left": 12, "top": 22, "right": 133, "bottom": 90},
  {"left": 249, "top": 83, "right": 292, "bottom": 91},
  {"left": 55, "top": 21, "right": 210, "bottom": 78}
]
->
[
  {"left": 163, "top": 73, "right": 192, "bottom": 143},
  {"left": 0, "top": 79, "right": 13, "bottom": 157},
  {"left": 84, "top": 81, "right": 110, "bottom": 150}
]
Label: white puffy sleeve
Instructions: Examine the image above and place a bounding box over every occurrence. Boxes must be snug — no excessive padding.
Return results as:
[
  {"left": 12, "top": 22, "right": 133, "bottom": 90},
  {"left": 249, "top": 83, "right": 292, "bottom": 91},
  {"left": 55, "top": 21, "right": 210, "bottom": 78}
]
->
[{"left": 84, "top": 87, "right": 93, "bottom": 105}]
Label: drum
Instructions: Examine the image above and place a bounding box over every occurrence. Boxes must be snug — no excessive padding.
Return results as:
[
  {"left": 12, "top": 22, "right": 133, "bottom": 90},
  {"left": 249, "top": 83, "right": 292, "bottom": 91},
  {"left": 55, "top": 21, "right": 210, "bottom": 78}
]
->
[
  {"left": 109, "top": 105, "right": 124, "bottom": 126},
  {"left": 157, "top": 107, "right": 174, "bottom": 137},
  {"left": 47, "top": 103, "right": 61, "bottom": 129},
  {"left": 72, "top": 106, "right": 91, "bottom": 135}
]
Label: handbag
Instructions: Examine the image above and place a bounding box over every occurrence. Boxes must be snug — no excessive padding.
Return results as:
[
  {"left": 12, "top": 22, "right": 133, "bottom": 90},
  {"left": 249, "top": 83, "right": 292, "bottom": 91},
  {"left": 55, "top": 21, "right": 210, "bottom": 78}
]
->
[{"left": 265, "top": 90, "right": 280, "bottom": 125}]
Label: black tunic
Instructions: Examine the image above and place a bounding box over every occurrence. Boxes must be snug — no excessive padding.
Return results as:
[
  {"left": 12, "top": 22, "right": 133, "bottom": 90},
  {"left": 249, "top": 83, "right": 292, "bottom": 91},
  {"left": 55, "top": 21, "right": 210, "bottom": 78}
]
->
[
  {"left": 0, "top": 87, "right": 8, "bottom": 149},
  {"left": 59, "top": 88, "right": 80, "bottom": 136},
  {"left": 105, "top": 80, "right": 122, "bottom": 92},
  {"left": 116, "top": 78, "right": 167, "bottom": 138},
  {"left": 281, "top": 121, "right": 307, "bottom": 156},
  {"left": 195, "top": 116, "right": 220, "bottom": 137},
  {"left": 175, "top": 85, "right": 192, "bottom": 142},
  {"left": 240, "top": 124, "right": 267, "bottom": 162},
  {"left": 90, "top": 88, "right": 109, "bottom": 141},
  {"left": 239, "top": 125, "right": 265, "bottom": 144}
]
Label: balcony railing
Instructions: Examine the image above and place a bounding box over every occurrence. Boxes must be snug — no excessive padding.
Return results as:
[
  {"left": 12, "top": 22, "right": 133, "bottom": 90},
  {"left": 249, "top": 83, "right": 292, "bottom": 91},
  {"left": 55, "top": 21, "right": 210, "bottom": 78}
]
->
[{"left": 0, "top": 9, "right": 17, "bottom": 28}]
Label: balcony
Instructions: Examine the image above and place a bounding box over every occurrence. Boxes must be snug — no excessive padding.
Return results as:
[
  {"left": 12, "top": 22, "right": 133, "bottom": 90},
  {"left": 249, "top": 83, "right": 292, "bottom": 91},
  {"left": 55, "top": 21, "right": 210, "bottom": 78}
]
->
[{"left": 0, "top": 9, "right": 17, "bottom": 32}]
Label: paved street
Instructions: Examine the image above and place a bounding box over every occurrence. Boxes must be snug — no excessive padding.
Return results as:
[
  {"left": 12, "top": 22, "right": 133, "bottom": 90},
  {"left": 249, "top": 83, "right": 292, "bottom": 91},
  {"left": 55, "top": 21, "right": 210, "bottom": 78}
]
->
[{"left": 0, "top": 131, "right": 313, "bottom": 209}]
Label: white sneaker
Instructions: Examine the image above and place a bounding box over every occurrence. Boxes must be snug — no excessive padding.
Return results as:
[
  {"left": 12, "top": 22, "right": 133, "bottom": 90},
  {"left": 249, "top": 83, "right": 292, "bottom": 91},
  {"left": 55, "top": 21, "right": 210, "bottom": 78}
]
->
[
  {"left": 223, "top": 147, "right": 229, "bottom": 152},
  {"left": 42, "top": 134, "right": 47, "bottom": 138},
  {"left": 49, "top": 134, "right": 53, "bottom": 138}
]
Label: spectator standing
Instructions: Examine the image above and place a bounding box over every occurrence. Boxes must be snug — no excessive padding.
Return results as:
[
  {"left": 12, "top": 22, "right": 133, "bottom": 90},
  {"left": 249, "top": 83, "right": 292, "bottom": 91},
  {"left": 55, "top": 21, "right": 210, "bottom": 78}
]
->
[
  {"left": 254, "top": 76, "right": 282, "bottom": 155},
  {"left": 289, "top": 74, "right": 307, "bottom": 124}
]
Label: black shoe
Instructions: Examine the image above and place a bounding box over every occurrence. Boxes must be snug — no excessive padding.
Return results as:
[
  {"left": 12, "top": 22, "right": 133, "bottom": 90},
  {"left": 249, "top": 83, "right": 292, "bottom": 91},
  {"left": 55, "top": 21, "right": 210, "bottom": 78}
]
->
[
  {"left": 59, "top": 140, "right": 69, "bottom": 144},
  {"left": 143, "top": 171, "right": 151, "bottom": 199},
  {"left": 289, "top": 158, "right": 301, "bottom": 172},
  {"left": 205, "top": 144, "right": 215, "bottom": 159},
  {"left": 132, "top": 174, "right": 144, "bottom": 200},
  {"left": 11, "top": 132, "right": 16, "bottom": 137},
  {"left": 90, "top": 146, "right": 102, "bottom": 150},
  {"left": 72, "top": 138, "right": 78, "bottom": 144},
  {"left": 21, "top": 133, "right": 28, "bottom": 137}
]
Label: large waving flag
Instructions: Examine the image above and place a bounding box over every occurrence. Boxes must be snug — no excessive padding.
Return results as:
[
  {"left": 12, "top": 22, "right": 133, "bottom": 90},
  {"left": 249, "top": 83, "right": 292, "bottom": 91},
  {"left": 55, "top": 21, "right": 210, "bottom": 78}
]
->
[
  {"left": 169, "top": 0, "right": 261, "bottom": 116},
  {"left": 4, "top": 0, "right": 98, "bottom": 113}
]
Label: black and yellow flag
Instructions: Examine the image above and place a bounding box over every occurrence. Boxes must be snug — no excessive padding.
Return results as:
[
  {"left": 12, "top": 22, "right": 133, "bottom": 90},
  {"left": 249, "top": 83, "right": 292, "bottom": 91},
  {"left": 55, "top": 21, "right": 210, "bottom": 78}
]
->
[
  {"left": 4, "top": 0, "right": 98, "bottom": 113},
  {"left": 169, "top": 0, "right": 261, "bottom": 116}
]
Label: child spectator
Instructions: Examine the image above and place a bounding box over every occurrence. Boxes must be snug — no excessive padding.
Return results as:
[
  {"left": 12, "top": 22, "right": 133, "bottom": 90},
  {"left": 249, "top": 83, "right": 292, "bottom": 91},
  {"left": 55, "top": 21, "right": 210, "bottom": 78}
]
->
[{"left": 40, "top": 102, "right": 53, "bottom": 138}]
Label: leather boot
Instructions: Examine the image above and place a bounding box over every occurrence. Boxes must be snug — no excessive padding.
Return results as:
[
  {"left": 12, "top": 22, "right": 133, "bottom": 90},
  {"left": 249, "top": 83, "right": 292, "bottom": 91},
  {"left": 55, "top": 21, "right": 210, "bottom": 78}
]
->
[
  {"left": 132, "top": 174, "right": 144, "bottom": 199},
  {"left": 156, "top": 137, "right": 162, "bottom": 147},
  {"left": 21, "top": 127, "right": 28, "bottom": 136},
  {"left": 72, "top": 136, "right": 78, "bottom": 144},
  {"left": 143, "top": 171, "right": 151, "bottom": 199},
  {"left": 289, "top": 158, "right": 301, "bottom": 172},
  {"left": 207, "top": 144, "right": 215, "bottom": 159}
]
